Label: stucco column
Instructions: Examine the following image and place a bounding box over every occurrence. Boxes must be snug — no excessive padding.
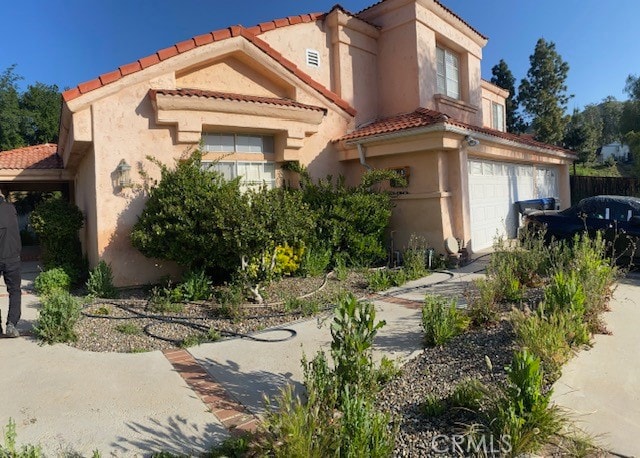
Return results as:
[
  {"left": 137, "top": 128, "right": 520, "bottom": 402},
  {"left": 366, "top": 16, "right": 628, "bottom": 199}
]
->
[
  {"left": 447, "top": 147, "right": 471, "bottom": 247},
  {"left": 557, "top": 163, "right": 572, "bottom": 208}
]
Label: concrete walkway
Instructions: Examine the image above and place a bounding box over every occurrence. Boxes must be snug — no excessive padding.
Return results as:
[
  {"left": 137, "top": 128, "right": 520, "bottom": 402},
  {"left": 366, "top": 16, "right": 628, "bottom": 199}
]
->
[
  {"left": 552, "top": 274, "right": 640, "bottom": 457},
  {"left": 0, "top": 263, "right": 227, "bottom": 457},
  {"left": 2, "top": 257, "right": 639, "bottom": 456}
]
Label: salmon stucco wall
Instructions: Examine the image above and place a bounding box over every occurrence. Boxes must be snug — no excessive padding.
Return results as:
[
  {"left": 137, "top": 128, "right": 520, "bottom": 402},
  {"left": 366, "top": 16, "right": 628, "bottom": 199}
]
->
[
  {"left": 71, "top": 55, "right": 351, "bottom": 286},
  {"left": 74, "top": 146, "right": 99, "bottom": 268}
]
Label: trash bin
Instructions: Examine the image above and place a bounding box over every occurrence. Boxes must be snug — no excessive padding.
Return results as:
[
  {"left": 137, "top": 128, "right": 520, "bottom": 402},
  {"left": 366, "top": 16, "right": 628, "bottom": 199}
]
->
[{"left": 514, "top": 198, "right": 557, "bottom": 215}]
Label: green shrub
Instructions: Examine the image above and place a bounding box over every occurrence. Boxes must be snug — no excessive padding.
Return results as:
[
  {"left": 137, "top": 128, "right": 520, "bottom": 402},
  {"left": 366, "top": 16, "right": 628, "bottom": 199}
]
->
[
  {"left": 256, "top": 294, "right": 394, "bottom": 457},
  {"left": 299, "top": 244, "right": 332, "bottom": 277},
  {"left": 544, "top": 271, "right": 586, "bottom": 316},
  {"left": 179, "top": 269, "right": 212, "bottom": 301},
  {"left": 389, "top": 268, "right": 408, "bottom": 287},
  {"left": 30, "top": 196, "right": 85, "bottom": 282},
  {"left": 365, "top": 269, "right": 392, "bottom": 292},
  {"left": 421, "top": 295, "right": 469, "bottom": 346},
  {"left": 284, "top": 296, "right": 321, "bottom": 316},
  {"left": 478, "top": 350, "right": 565, "bottom": 456},
  {"left": 421, "top": 394, "right": 446, "bottom": 417},
  {"left": 467, "top": 278, "right": 500, "bottom": 326},
  {"left": 403, "top": 234, "right": 428, "bottom": 280},
  {"left": 86, "top": 261, "right": 118, "bottom": 299},
  {"left": 1, "top": 418, "right": 43, "bottom": 457},
  {"left": 338, "top": 386, "right": 395, "bottom": 458},
  {"left": 448, "top": 378, "right": 486, "bottom": 411},
  {"left": 131, "top": 153, "right": 315, "bottom": 286},
  {"left": 330, "top": 294, "right": 386, "bottom": 396},
  {"left": 512, "top": 307, "right": 590, "bottom": 381},
  {"left": 34, "top": 268, "right": 71, "bottom": 296},
  {"left": 333, "top": 252, "right": 349, "bottom": 281},
  {"left": 148, "top": 282, "right": 184, "bottom": 314},
  {"left": 115, "top": 323, "right": 141, "bottom": 335},
  {"left": 34, "top": 291, "right": 81, "bottom": 344},
  {"left": 376, "top": 355, "right": 402, "bottom": 385},
  {"left": 286, "top": 164, "right": 395, "bottom": 268},
  {"left": 207, "top": 432, "right": 252, "bottom": 457}
]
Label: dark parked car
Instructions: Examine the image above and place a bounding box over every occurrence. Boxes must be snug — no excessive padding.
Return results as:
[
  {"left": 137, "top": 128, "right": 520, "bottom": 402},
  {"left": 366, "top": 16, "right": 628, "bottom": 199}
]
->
[{"left": 521, "top": 195, "right": 640, "bottom": 263}]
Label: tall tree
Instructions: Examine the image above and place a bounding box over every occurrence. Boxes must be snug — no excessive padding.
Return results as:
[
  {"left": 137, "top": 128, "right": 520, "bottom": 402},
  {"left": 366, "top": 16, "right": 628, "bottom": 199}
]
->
[
  {"left": 490, "top": 59, "right": 526, "bottom": 133},
  {"left": 20, "top": 82, "right": 61, "bottom": 145},
  {"left": 0, "top": 65, "right": 24, "bottom": 150},
  {"left": 518, "top": 38, "right": 571, "bottom": 145},
  {"left": 599, "top": 96, "right": 622, "bottom": 144},
  {"left": 563, "top": 109, "right": 599, "bottom": 163},
  {"left": 625, "top": 74, "right": 640, "bottom": 101}
]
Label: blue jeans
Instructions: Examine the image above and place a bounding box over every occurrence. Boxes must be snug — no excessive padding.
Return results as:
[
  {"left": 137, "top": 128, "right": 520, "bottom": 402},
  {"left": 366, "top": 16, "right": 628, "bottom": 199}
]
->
[{"left": 0, "top": 258, "right": 21, "bottom": 326}]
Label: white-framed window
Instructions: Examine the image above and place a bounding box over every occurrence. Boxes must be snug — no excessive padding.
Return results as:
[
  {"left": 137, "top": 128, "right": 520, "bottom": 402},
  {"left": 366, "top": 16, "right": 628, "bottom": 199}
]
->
[
  {"left": 203, "top": 160, "right": 276, "bottom": 192},
  {"left": 491, "top": 102, "right": 505, "bottom": 132},
  {"left": 202, "top": 133, "right": 274, "bottom": 154},
  {"left": 436, "top": 46, "right": 460, "bottom": 100}
]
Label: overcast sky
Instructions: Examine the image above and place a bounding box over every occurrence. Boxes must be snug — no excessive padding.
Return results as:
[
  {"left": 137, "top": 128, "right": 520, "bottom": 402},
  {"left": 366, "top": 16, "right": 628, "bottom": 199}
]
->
[{"left": 2, "top": 0, "right": 638, "bottom": 109}]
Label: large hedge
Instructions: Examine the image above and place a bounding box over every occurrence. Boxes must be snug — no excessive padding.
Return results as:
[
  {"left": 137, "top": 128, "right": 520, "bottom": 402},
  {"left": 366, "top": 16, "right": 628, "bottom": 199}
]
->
[{"left": 130, "top": 153, "right": 315, "bottom": 279}]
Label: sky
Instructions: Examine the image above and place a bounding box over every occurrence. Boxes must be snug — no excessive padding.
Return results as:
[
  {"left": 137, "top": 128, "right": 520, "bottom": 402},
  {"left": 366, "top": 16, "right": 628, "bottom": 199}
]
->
[{"left": 2, "top": 0, "right": 639, "bottom": 110}]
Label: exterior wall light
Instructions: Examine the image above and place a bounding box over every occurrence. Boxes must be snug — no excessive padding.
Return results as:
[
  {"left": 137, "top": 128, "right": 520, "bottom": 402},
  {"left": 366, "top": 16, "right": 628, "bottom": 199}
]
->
[
  {"left": 116, "top": 159, "right": 132, "bottom": 188},
  {"left": 465, "top": 135, "right": 480, "bottom": 147}
]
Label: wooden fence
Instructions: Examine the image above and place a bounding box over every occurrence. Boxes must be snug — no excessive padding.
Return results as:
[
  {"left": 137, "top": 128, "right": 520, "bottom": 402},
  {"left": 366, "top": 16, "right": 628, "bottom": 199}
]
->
[{"left": 571, "top": 175, "right": 640, "bottom": 204}]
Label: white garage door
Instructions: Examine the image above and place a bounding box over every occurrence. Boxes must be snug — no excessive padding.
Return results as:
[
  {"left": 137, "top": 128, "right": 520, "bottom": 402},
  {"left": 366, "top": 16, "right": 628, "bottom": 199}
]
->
[{"left": 468, "top": 159, "right": 558, "bottom": 251}]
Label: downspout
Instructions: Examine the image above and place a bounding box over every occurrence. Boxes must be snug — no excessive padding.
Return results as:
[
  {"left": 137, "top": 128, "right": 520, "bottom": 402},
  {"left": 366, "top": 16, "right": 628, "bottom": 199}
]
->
[{"left": 357, "top": 143, "right": 372, "bottom": 170}]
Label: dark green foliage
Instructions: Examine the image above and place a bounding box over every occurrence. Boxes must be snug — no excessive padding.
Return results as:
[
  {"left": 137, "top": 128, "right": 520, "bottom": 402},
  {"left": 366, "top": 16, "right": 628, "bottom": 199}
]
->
[
  {"left": 19, "top": 82, "right": 61, "bottom": 145},
  {"left": 30, "top": 196, "right": 85, "bottom": 282},
  {"left": 34, "top": 291, "right": 82, "bottom": 344},
  {"left": 34, "top": 268, "right": 70, "bottom": 296},
  {"left": 0, "top": 65, "right": 60, "bottom": 150},
  {"left": 86, "top": 261, "right": 118, "bottom": 299},
  {"left": 0, "top": 66, "right": 24, "bottom": 151},
  {"left": 207, "top": 433, "right": 252, "bottom": 457},
  {"left": 132, "top": 153, "right": 316, "bottom": 297},
  {"left": 564, "top": 108, "right": 600, "bottom": 163},
  {"left": 518, "top": 38, "right": 571, "bottom": 145},
  {"left": 288, "top": 164, "right": 394, "bottom": 267},
  {"left": 131, "top": 153, "right": 247, "bottom": 273},
  {"left": 178, "top": 269, "right": 212, "bottom": 301},
  {"left": 491, "top": 59, "right": 526, "bottom": 133}
]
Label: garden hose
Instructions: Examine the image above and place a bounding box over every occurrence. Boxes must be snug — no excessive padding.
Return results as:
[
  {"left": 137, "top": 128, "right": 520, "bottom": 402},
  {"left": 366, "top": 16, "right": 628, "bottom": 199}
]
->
[{"left": 81, "top": 300, "right": 299, "bottom": 346}]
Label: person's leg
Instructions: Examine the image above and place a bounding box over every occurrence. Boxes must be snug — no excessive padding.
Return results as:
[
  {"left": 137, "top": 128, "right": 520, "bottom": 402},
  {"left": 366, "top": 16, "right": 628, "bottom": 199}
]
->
[{"left": 4, "top": 259, "right": 21, "bottom": 326}]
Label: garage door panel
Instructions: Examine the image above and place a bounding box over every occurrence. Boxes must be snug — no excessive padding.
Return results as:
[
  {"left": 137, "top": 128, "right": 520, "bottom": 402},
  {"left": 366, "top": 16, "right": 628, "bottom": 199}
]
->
[{"left": 469, "top": 159, "right": 557, "bottom": 251}]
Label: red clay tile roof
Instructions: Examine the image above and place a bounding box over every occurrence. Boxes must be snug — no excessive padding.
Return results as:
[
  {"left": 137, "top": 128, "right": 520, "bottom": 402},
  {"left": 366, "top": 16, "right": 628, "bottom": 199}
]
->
[
  {"left": 337, "top": 108, "right": 574, "bottom": 155},
  {"left": 357, "top": 0, "right": 487, "bottom": 40},
  {"left": 61, "top": 14, "right": 356, "bottom": 116},
  {"left": 0, "top": 144, "right": 62, "bottom": 169},
  {"left": 150, "top": 89, "right": 327, "bottom": 113}
]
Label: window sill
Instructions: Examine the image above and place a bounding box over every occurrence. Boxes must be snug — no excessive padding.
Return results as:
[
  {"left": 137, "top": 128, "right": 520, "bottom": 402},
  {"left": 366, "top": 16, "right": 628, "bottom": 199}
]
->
[{"left": 434, "top": 94, "right": 478, "bottom": 115}]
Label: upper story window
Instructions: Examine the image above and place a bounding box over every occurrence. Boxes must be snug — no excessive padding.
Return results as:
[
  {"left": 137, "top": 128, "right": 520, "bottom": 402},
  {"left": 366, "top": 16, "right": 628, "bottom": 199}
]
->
[
  {"left": 202, "top": 133, "right": 274, "bottom": 154},
  {"left": 491, "top": 102, "right": 505, "bottom": 132},
  {"left": 436, "top": 46, "right": 460, "bottom": 100}
]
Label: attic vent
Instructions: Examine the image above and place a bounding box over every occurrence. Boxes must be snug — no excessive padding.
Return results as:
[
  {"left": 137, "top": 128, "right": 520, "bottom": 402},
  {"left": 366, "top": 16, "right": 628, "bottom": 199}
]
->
[{"left": 306, "top": 49, "right": 320, "bottom": 68}]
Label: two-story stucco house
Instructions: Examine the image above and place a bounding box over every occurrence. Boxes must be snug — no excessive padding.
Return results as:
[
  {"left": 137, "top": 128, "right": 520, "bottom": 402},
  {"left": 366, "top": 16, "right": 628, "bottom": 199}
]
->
[{"left": 0, "top": 0, "right": 575, "bottom": 286}]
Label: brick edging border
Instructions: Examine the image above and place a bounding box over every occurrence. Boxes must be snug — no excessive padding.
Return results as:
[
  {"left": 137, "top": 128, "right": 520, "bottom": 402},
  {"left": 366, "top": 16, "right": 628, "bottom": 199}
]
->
[{"left": 162, "top": 349, "right": 259, "bottom": 434}]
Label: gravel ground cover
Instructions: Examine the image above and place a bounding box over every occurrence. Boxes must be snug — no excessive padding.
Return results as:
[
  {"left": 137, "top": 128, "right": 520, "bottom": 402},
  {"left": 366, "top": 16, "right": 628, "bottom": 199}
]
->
[
  {"left": 377, "top": 320, "right": 516, "bottom": 457},
  {"left": 71, "top": 272, "right": 369, "bottom": 353}
]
